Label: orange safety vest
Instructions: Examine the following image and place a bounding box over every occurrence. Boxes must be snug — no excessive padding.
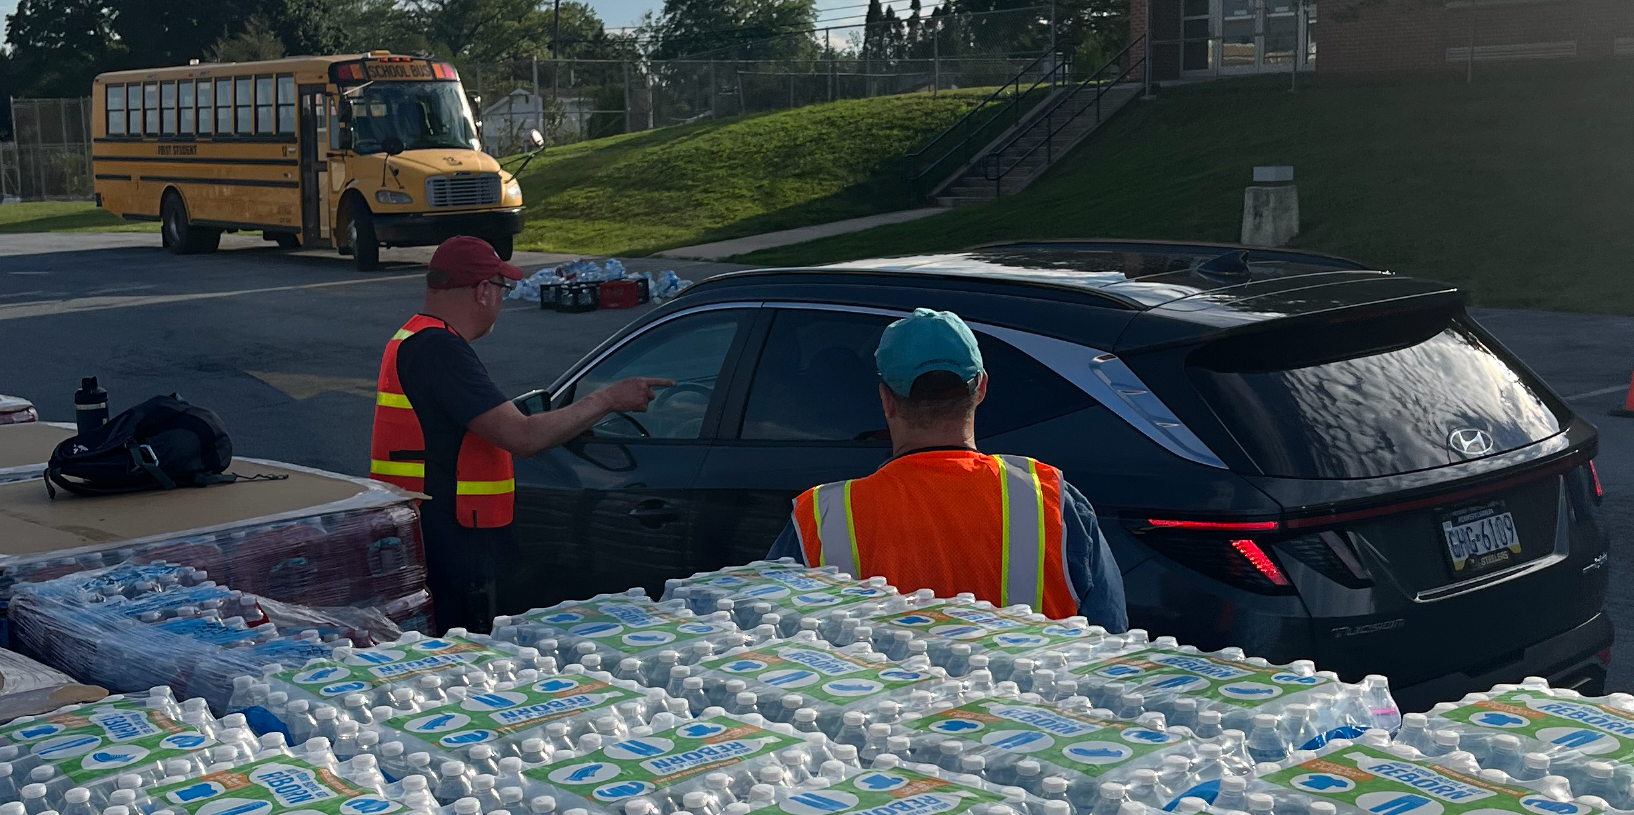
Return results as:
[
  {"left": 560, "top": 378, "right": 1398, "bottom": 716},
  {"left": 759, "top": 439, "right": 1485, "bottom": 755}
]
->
[
  {"left": 369, "top": 314, "right": 515, "bottom": 528},
  {"left": 793, "top": 451, "right": 1077, "bottom": 618}
]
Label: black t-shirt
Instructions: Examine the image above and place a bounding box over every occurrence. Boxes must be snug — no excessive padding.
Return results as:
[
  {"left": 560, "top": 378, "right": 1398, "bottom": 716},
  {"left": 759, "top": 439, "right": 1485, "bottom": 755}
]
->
[{"left": 395, "top": 320, "right": 508, "bottom": 524}]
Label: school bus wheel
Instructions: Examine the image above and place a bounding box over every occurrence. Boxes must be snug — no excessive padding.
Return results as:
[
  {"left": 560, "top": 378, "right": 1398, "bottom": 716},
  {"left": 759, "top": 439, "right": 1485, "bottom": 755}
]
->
[
  {"left": 160, "top": 191, "right": 220, "bottom": 256},
  {"left": 342, "top": 195, "right": 381, "bottom": 272}
]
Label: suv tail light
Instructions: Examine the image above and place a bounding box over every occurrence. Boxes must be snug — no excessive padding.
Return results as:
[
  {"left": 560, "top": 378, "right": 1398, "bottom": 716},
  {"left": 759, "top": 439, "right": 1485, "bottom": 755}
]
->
[
  {"left": 1589, "top": 461, "right": 1604, "bottom": 501},
  {"left": 1131, "top": 520, "right": 1296, "bottom": 595}
]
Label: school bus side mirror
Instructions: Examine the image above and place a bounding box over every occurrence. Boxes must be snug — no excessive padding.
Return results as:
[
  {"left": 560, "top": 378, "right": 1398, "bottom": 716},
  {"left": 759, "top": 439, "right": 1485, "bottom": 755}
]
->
[
  {"left": 382, "top": 136, "right": 405, "bottom": 156},
  {"left": 527, "top": 129, "right": 546, "bottom": 151},
  {"left": 338, "top": 100, "right": 353, "bottom": 124},
  {"left": 337, "top": 128, "right": 354, "bottom": 150}
]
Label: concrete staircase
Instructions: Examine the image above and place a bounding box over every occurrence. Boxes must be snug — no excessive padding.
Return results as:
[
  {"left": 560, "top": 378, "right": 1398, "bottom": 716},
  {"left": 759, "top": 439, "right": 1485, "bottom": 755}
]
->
[{"left": 933, "top": 82, "right": 1143, "bottom": 207}]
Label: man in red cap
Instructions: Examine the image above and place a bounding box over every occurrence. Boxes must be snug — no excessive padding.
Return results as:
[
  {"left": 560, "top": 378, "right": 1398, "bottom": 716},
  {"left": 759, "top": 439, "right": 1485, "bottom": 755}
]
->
[{"left": 370, "top": 236, "right": 672, "bottom": 630}]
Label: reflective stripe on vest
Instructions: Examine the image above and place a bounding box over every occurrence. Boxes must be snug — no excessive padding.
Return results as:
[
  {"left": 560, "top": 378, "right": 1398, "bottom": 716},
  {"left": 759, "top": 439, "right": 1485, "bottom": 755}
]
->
[
  {"left": 810, "top": 453, "right": 1055, "bottom": 610},
  {"left": 369, "top": 314, "right": 515, "bottom": 528}
]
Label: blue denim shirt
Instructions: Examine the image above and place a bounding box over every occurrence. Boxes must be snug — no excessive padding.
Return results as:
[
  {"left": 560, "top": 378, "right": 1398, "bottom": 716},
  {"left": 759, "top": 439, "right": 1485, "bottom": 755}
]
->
[{"left": 766, "top": 480, "right": 1129, "bottom": 632}]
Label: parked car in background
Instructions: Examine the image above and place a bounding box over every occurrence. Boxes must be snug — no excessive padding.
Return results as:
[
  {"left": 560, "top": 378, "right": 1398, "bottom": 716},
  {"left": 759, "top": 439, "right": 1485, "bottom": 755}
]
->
[{"left": 508, "top": 240, "right": 1612, "bottom": 711}]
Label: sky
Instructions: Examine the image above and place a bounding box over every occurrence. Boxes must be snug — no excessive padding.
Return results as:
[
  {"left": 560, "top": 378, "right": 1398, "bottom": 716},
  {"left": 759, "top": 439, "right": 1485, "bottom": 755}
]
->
[{"left": 0, "top": 0, "right": 662, "bottom": 42}]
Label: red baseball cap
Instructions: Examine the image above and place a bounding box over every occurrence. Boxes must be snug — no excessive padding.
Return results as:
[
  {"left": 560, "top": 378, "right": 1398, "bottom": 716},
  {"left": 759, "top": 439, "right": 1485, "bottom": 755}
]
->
[{"left": 428, "top": 236, "right": 525, "bottom": 289}]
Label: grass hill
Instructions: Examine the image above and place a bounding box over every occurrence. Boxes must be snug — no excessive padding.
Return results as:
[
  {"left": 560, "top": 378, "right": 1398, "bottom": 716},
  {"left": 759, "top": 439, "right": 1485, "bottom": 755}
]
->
[
  {"left": 737, "top": 63, "right": 1634, "bottom": 315},
  {"left": 512, "top": 90, "right": 993, "bottom": 256}
]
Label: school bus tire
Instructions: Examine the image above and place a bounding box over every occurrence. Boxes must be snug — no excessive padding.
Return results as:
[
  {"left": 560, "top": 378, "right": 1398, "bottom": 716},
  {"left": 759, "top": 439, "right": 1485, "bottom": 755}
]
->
[
  {"left": 343, "top": 195, "right": 381, "bottom": 272},
  {"left": 488, "top": 233, "right": 514, "bottom": 262},
  {"left": 161, "top": 191, "right": 220, "bottom": 256}
]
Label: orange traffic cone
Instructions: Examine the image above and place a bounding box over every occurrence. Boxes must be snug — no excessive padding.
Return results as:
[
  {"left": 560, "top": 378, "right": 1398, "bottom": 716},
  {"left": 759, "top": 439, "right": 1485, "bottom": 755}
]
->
[{"left": 1614, "top": 370, "right": 1634, "bottom": 418}]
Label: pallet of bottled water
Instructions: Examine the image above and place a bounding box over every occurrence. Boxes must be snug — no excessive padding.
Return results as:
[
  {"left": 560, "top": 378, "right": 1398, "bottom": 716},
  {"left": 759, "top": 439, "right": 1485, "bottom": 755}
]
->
[
  {"left": 1212, "top": 734, "right": 1600, "bottom": 815},
  {"left": 866, "top": 597, "right": 1116, "bottom": 680},
  {"left": 490, "top": 590, "right": 750, "bottom": 689},
  {"left": 9, "top": 562, "right": 399, "bottom": 713},
  {"left": 662, "top": 564, "right": 909, "bottom": 641},
  {"left": 1391, "top": 678, "right": 1634, "bottom": 810}
]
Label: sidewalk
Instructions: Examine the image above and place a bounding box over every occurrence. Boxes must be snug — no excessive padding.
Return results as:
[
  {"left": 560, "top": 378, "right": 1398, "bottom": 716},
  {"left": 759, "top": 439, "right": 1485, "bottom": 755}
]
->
[{"left": 654, "top": 207, "right": 946, "bottom": 262}]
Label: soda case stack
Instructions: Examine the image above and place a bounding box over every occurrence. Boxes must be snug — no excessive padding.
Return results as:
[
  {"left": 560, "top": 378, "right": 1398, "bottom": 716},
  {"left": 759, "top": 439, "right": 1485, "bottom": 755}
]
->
[
  {"left": 489, "top": 590, "right": 750, "bottom": 687},
  {"left": 10, "top": 562, "right": 399, "bottom": 712},
  {"left": 0, "top": 460, "right": 433, "bottom": 645},
  {"left": 1222, "top": 736, "right": 1596, "bottom": 815},
  {"left": 1396, "top": 679, "right": 1634, "bottom": 809},
  {"left": 661, "top": 561, "right": 912, "bottom": 642},
  {"left": 0, "top": 686, "right": 266, "bottom": 812}
]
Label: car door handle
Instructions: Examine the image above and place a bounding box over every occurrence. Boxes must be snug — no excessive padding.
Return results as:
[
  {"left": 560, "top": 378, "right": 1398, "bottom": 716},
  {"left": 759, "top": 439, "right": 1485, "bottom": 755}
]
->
[{"left": 628, "top": 500, "right": 680, "bottom": 528}]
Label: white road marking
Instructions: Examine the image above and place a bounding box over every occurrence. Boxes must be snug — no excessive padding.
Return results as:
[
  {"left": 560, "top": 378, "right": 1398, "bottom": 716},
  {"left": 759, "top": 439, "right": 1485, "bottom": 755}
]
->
[
  {"left": 0, "top": 273, "right": 422, "bottom": 322},
  {"left": 1565, "top": 385, "right": 1630, "bottom": 401}
]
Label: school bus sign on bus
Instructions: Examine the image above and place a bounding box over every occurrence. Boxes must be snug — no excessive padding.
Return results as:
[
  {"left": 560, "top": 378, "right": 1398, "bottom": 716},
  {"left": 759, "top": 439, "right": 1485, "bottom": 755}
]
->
[{"left": 91, "top": 52, "right": 532, "bottom": 271}]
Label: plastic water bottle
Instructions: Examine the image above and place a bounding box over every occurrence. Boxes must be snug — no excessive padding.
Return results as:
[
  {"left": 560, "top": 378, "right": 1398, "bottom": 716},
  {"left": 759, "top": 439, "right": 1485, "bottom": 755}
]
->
[
  {"left": 1213, "top": 775, "right": 1249, "bottom": 812},
  {"left": 435, "top": 762, "right": 474, "bottom": 805},
  {"left": 1395, "top": 712, "right": 1432, "bottom": 752},
  {"left": 1125, "top": 770, "right": 1163, "bottom": 808},
  {"left": 60, "top": 790, "right": 96, "bottom": 815},
  {"left": 1281, "top": 705, "right": 1320, "bottom": 751},
  {"left": 1361, "top": 675, "right": 1401, "bottom": 731},
  {"left": 1424, "top": 730, "right": 1460, "bottom": 758},
  {"left": 1015, "top": 760, "right": 1045, "bottom": 796},
  {"left": 1513, "top": 753, "right": 1551, "bottom": 782},
  {"left": 1089, "top": 783, "right": 1127, "bottom": 815},
  {"left": 1246, "top": 714, "right": 1291, "bottom": 763}
]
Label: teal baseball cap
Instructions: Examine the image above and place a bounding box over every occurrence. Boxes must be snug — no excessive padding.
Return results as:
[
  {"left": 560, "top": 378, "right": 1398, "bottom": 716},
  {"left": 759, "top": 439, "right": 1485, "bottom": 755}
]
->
[{"left": 876, "top": 308, "right": 985, "bottom": 397}]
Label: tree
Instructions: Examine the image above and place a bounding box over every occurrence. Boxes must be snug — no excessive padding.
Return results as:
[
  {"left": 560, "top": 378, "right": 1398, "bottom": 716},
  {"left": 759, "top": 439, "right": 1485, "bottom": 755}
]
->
[
  {"left": 206, "top": 15, "right": 288, "bottom": 63},
  {"left": 404, "top": 0, "right": 554, "bottom": 62},
  {"left": 3, "top": 0, "right": 120, "bottom": 97},
  {"left": 650, "top": 0, "right": 818, "bottom": 61}
]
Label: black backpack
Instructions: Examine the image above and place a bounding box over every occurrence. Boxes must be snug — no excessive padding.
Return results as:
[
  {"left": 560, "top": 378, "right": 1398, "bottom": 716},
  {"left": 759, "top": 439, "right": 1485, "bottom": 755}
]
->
[{"left": 45, "top": 395, "right": 257, "bottom": 497}]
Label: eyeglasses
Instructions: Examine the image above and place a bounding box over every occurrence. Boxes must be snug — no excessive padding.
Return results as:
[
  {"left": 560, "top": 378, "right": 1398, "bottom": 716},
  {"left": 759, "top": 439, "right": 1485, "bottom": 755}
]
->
[{"left": 484, "top": 279, "right": 517, "bottom": 294}]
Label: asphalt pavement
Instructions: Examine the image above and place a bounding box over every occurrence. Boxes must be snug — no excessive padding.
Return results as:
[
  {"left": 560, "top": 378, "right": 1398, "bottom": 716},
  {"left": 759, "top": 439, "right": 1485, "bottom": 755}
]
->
[{"left": 1, "top": 233, "right": 1631, "bottom": 689}]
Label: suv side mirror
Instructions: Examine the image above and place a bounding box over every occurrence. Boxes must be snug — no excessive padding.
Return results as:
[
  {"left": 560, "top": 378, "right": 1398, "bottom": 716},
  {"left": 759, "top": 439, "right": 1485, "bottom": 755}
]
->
[{"left": 513, "top": 389, "right": 549, "bottom": 416}]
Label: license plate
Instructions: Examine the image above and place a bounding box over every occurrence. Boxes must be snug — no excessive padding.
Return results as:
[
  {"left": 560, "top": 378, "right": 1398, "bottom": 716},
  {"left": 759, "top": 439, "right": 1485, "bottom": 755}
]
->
[{"left": 1442, "top": 501, "right": 1521, "bottom": 573}]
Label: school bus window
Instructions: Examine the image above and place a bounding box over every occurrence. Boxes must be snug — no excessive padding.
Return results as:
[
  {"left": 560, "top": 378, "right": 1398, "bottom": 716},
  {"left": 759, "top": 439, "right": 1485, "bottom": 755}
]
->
[
  {"left": 276, "top": 75, "right": 296, "bottom": 135},
  {"left": 143, "top": 83, "right": 159, "bottom": 135},
  {"left": 160, "top": 81, "right": 176, "bottom": 135},
  {"left": 179, "top": 80, "right": 195, "bottom": 134},
  {"left": 235, "top": 77, "right": 252, "bottom": 134},
  {"left": 126, "top": 85, "right": 142, "bottom": 136},
  {"left": 216, "top": 79, "right": 233, "bottom": 135},
  {"left": 197, "top": 80, "right": 213, "bottom": 135},
  {"left": 256, "top": 76, "right": 274, "bottom": 134},
  {"left": 106, "top": 84, "right": 125, "bottom": 136}
]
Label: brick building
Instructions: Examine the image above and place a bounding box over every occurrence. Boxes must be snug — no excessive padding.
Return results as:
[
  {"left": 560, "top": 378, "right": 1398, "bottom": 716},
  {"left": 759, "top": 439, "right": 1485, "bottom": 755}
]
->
[{"left": 1130, "top": 0, "right": 1634, "bottom": 79}]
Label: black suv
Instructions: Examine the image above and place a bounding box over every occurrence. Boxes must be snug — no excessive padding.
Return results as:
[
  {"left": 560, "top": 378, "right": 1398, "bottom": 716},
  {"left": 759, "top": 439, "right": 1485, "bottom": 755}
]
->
[{"left": 509, "top": 240, "right": 1611, "bottom": 710}]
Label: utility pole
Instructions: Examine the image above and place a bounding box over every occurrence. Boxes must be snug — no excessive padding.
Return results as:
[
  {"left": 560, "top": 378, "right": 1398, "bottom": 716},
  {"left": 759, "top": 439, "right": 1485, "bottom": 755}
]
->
[{"left": 552, "top": 0, "right": 562, "bottom": 59}]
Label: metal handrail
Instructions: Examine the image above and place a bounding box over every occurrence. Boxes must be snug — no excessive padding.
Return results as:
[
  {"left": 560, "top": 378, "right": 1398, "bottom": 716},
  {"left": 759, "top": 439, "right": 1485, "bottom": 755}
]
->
[
  {"left": 981, "top": 35, "right": 1146, "bottom": 196},
  {"left": 902, "top": 50, "right": 1069, "bottom": 200}
]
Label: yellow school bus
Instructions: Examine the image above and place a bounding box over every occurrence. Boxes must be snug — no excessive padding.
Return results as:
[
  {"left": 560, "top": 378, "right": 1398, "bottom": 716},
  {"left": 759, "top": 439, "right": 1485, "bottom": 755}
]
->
[{"left": 92, "top": 52, "right": 531, "bottom": 271}]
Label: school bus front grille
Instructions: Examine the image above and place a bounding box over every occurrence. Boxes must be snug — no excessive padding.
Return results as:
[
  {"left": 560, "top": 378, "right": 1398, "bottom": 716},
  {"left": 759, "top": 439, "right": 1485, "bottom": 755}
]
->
[{"left": 425, "top": 174, "right": 501, "bottom": 208}]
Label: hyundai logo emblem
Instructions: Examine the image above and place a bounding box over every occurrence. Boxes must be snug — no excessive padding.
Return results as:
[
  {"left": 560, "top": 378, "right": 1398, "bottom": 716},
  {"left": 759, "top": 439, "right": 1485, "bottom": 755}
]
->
[{"left": 1448, "top": 427, "right": 1494, "bottom": 456}]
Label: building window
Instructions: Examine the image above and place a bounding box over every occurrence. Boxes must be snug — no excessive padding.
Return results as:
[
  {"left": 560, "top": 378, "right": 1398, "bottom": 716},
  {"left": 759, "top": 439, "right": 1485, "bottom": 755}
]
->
[
  {"left": 236, "top": 77, "right": 253, "bottom": 134},
  {"left": 106, "top": 84, "right": 125, "bottom": 136},
  {"left": 197, "top": 80, "right": 213, "bottom": 135},
  {"left": 144, "top": 83, "right": 159, "bottom": 135},
  {"left": 1183, "top": 0, "right": 1214, "bottom": 71},
  {"left": 277, "top": 75, "right": 296, "bottom": 135},
  {"left": 160, "top": 81, "right": 176, "bottom": 135},
  {"left": 217, "top": 79, "right": 234, "bottom": 134},
  {"left": 178, "top": 80, "right": 195, "bottom": 134},
  {"left": 256, "top": 76, "right": 275, "bottom": 134}
]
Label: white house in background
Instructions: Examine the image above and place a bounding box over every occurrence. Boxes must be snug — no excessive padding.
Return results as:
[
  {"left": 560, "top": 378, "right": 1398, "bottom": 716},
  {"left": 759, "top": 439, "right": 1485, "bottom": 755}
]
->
[{"left": 480, "top": 89, "right": 596, "bottom": 153}]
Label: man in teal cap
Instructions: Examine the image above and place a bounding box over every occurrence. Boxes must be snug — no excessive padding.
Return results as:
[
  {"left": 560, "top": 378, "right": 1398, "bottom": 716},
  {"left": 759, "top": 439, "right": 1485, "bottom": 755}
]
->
[{"left": 768, "top": 308, "right": 1127, "bottom": 630}]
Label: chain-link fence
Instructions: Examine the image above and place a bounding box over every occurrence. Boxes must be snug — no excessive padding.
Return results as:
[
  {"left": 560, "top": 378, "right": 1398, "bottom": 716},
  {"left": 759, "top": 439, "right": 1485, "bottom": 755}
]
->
[
  {"left": 2, "top": 97, "right": 94, "bottom": 201},
  {"left": 465, "top": 5, "right": 1059, "bottom": 151}
]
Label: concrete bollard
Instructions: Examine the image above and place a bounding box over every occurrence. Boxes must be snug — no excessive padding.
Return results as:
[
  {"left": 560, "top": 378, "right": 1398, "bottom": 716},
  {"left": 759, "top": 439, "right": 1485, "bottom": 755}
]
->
[{"left": 1242, "top": 166, "right": 1299, "bottom": 247}]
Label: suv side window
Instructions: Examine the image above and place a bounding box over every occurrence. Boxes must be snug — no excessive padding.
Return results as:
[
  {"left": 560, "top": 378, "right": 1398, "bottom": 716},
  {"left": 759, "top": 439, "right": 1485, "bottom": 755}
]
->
[
  {"left": 738, "top": 308, "right": 1095, "bottom": 442},
  {"left": 565, "top": 310, "right": 745, "bottom": 440}
]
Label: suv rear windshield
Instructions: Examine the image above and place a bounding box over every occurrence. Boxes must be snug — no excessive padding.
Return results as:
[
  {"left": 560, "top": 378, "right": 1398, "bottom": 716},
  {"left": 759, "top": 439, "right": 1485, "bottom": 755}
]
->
[{"left": 1186, "top": 309, "right": 1564, "bottom": 479}]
